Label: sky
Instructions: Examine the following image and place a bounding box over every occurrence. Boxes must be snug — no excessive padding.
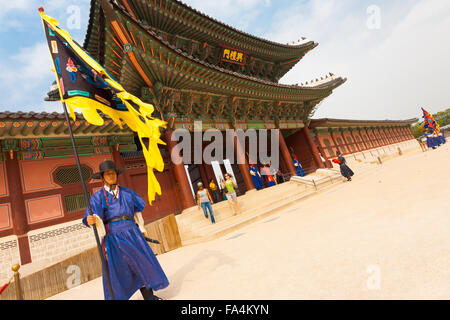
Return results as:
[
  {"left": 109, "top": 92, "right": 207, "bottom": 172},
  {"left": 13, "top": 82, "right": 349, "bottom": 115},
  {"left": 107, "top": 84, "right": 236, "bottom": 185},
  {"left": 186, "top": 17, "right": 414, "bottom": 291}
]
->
[{"left": 0, "top": 0, "right": 449, "bottom": 121}]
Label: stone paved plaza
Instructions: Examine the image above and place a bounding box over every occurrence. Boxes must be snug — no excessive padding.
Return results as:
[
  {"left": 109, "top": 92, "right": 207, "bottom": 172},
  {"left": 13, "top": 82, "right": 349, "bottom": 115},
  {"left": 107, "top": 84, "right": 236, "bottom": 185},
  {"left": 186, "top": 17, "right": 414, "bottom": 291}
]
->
[{"left": 49, "top": 143, "right": 450, "bottom": 300}]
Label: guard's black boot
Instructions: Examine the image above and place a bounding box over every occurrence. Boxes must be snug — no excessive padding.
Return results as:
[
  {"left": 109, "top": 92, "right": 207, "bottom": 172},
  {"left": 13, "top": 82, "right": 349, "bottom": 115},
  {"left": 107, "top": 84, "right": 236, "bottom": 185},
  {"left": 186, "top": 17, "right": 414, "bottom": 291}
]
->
[{"left": 140, "top": 287, "right": 163, "bottom": 300}]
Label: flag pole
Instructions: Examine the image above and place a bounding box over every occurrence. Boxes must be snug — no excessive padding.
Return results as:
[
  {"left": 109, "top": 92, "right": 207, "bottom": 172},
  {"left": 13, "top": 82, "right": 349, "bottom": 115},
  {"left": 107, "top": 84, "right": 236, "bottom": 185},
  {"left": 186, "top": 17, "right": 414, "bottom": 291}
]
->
[
  {"left": 61, "top": 102, "right": 115, "bottom": 300},
  {"left": 37, "top": 6, "right": 115, "bottom": 300}
]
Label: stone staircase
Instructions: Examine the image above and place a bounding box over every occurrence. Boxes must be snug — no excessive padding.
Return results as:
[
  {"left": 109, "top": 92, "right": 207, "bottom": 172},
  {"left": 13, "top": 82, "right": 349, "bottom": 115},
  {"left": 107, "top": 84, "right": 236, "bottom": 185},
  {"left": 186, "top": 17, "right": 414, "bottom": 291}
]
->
[
  {"left": 290, "top": 168, "right": 345, "bottom": 190},
  {"left": 175, "top": 180, "right": 316, "bottom": 246}
]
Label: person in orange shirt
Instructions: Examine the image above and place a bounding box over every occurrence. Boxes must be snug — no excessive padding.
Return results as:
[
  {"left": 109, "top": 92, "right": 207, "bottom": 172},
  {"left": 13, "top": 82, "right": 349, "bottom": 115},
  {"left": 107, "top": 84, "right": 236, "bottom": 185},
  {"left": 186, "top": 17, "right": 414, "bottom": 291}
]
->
[{"left": 209, "top": 179, "right": 220, "bottom": 203}]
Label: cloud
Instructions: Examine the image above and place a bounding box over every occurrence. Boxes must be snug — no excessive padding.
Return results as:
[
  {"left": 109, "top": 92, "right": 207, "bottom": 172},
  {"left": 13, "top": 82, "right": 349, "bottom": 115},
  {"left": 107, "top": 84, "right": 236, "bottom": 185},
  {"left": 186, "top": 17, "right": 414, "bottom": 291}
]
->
[
  {"left": 0, "top": 0, "right": 34, "bottom": 30},
  {"left": 182, "top": 0, "right": 271, "bottom": 30},
  {"left": 0, "top": 41, "right": 55, "bottom": 111},
  {"left": 0, "top": 0, "right": 91, "bottom": 112},
  {"left": 263, "top": 0, "right": 450, "bottom": 120}
]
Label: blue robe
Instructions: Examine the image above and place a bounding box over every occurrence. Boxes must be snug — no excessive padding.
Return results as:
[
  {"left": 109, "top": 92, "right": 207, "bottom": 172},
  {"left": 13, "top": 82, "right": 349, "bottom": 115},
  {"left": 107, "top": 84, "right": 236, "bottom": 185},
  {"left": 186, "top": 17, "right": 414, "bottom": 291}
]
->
[
  {"left": 434, "top": 136, "right": 442, "bottom": 147},
  {"left": 249, "top": 166, "right": 264, "bottom": 189},
  {"left": 293, "top": 159, "right": 305, "bottom": 177},
  {"left": 338, "top": 155, "right": 354, "bottom": 178},
  {"left": 82, "top": 186, "right": 169, "bottom": 300},
  {"left": 426, "top": 135, "right": 437, "bottom": 148}
]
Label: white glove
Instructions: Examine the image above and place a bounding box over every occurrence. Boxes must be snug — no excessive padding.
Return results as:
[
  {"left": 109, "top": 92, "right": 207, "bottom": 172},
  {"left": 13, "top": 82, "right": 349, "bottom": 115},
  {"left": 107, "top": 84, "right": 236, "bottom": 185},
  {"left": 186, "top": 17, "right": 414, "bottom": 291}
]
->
[
  {"left": 134, "top": 211, "right": 147, "bottom": 235},
  {"left": 93, "top": 214, "right": 106, "bottom": 238}
]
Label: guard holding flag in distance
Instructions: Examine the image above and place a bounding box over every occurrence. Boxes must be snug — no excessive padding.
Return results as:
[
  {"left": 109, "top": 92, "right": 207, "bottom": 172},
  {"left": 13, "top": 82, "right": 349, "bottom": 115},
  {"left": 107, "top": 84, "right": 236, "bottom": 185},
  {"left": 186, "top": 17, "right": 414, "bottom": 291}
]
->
[{"left": 38, "top": 7, "right": 169, "bottom": 300}]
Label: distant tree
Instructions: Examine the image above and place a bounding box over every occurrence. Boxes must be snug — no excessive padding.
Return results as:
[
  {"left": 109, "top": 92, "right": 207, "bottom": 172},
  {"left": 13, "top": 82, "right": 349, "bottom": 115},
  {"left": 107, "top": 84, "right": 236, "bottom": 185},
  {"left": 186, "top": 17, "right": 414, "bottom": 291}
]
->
[
  {"left": 412, "top": 122, "right": 424, "bottom": 138},
  {"left": 434, "top": 108, "right": 450, "bottom": 127}
]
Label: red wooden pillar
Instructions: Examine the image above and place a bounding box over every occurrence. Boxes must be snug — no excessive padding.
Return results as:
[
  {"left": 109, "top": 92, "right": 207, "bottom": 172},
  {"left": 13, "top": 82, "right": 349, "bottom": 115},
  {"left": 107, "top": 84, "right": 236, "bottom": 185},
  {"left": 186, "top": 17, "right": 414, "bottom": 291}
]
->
[
  {"left": 278, "top": 129, "right": 296, "bottom": 175},
  {"left": 164, "top": 129, "right": 195, "bottom": 209},
  {"left": 358, "top": 128, "right": 369, "bottom": 150},
  {"left": 339, "top": 128, "right": 352, "bottom": 154},
  {"left": 230, "top": 130, "right": 254, "bottom": 192},
  {"left": 304, "top": 127, "right": 324, "bottom": 168},
  {"left": 349, "top": 128, "right": 362, "bottom": 152},
  {"left": 198, "top": 163, "right": 209, "bottom": 186},
  {"left": 384, "top": 128, "right": 392, "bottom": 144},
  {"left": 384, "top": 128, "right": 393, "bottom": 144},
  {"left": 313, "top": 132, "right": 331, "bottom": 168},
  {"left": 328, "top": 128, "right": 340, "bottom": 154},
  {"left": 5, "top": 151, "right": 31, "bottom": 265},
  {"left": 378, "top": 128, "right": 388, "bottom": 145},
  {"left": 368, "top": 128, "right": 378, "bottom": 147},
  {"left": 398, "top": 128, "right": 404, "bottom": 141},
  {"left": 392, "top": 127, "right": 400, "bottom": 142},
  {"left": 204, "top": 163, "right": 218, "bottom": 186},
  {"left": 402, "top": 127, "right": 408, "bottom": 140},
  {"left": 363, "top": 128, "right": 374, "bottom": 149},
  {"left": 399, "top": 127, "right": 406, "bottom": 141},
  {"left": 391, "top": 127, "right": 398, "bottom": 142},
  {"left": 408, "top": 127, "right": 415, "bottom": 139},
  {"left": 112, "top": 145, "right": 133, "bottom": 189},
  {"left": 393, "top": 127, "right": 400, "bottom": 142}
]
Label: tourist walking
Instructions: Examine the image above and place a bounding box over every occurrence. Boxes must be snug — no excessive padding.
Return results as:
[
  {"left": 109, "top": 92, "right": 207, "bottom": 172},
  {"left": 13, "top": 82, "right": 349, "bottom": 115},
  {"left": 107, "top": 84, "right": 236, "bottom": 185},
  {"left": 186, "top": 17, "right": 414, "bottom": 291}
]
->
[
  {"left": 209, "top": 179, "right": 220, "bottom": 203},
  {"left": 83, "top": 160, "right": 169, "bottom": 300},
  {"left": 196, "top": 182, "right": 216, "bottom": 224},
  {"left": 334, "top": 151, "right": 354, "bottom": 181},
  {"left": 221, "top": 173, "right": 241, "bottom": 215},
  {"left": 219, "top": 178, "right": 227, "bottom": 201}
]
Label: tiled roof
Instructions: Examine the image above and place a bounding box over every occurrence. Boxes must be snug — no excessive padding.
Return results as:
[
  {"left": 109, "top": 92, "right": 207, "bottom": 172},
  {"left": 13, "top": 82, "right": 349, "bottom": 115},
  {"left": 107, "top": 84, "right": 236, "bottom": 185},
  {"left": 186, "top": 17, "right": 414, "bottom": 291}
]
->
[{"left": 108, "top": 0, "right": 346, "bottom": 92}]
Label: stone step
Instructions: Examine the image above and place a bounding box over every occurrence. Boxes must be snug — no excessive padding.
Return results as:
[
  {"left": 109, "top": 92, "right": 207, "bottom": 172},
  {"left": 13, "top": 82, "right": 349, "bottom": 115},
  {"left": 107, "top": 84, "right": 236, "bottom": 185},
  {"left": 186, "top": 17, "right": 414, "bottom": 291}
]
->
[
  {"left": 181, "top": 176, "right": 351, "bottom": 246},
  {"left": 181, "top": 188, "right": 318, "bottom": 246},
  {"left": 176, "top": 181, "right": 302, "bottom": 227},
  {"left": 176, "top": 182, "right": 307, "bottom": 233},
  {"left": 199, "top": 185, "right": 308, "bottom": 227}
]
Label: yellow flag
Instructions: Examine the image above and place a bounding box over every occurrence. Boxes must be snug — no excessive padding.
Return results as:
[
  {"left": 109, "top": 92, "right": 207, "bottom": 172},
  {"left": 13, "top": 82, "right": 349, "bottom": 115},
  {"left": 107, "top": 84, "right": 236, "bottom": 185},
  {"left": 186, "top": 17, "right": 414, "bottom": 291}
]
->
[{"left": 39, "top": 9, "right": 166, "bottom": 204}]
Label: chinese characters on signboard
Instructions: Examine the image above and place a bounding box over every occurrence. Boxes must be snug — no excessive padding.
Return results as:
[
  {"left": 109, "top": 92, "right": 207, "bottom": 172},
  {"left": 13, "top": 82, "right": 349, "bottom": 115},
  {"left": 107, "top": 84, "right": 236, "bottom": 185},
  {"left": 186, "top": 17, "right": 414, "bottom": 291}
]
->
[{"left": 220, "top": 45, "right": 247, "bottom": 65}]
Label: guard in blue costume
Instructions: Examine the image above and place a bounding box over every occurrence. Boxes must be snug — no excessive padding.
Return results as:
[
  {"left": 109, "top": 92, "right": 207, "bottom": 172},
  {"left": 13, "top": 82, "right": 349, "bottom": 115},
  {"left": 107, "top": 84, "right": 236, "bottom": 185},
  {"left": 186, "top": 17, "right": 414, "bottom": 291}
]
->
[
  {"left": 433, "top": 133, "right": 442, "bottom": 147},
  {"left": 83, "top": 160, "right": 169, "bottom": 300},
  {"left": 425, "top": 132, "right": 436, "bottom": 149},
  {"left": 292, "top": 155, "right": 306, "bottom": 177},
  {"left": 335, "top": 151, "right": 354, "bottom": 181},
  {"left": 249, "top": 163, "right": 264, "bottom": 190}
]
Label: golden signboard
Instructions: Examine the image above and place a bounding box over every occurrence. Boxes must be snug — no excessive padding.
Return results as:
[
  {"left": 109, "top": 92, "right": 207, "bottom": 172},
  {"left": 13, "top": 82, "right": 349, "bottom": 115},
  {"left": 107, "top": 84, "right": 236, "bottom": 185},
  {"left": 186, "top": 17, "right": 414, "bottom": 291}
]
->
[{"left": 220, "top": 45, "right": 247, "bottom": 65}]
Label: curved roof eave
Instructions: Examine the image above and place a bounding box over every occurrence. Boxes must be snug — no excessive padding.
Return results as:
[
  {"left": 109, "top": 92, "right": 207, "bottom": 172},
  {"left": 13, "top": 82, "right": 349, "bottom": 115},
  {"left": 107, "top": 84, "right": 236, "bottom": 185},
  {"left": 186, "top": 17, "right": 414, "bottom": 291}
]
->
[
  {"left": 106, "top": 1, "right": 347, "bottom": 94},
  {"left": 118, "top": 0, "right": 318, "bottom": 52}
]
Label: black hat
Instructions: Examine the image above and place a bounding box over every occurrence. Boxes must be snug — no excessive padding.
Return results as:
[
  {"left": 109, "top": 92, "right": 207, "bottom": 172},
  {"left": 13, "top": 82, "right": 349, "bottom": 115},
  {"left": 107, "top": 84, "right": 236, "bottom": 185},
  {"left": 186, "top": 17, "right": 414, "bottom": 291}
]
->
[{"left": 92, "top": 160, "right": 125, "bottom": 180}]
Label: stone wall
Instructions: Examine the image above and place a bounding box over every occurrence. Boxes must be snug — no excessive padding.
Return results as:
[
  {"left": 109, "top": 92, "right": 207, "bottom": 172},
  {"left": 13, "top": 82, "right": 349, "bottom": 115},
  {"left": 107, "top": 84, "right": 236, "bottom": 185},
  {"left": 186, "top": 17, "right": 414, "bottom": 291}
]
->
[
  {"left": 0, "top": 214, "right": 181, "bottom": 300},
  {"left": 0, "top": 235, "right": 20, "bottom": 283},
  {"left": 1, "top": 219, "right": 96, "bottom": 284},
  {"left": 28, "top": 220, "right": 96, "bottom": 268}
]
